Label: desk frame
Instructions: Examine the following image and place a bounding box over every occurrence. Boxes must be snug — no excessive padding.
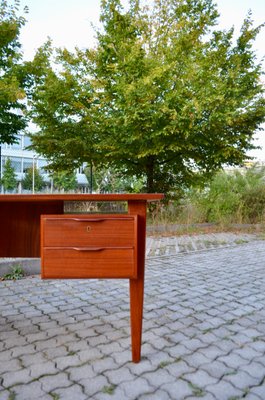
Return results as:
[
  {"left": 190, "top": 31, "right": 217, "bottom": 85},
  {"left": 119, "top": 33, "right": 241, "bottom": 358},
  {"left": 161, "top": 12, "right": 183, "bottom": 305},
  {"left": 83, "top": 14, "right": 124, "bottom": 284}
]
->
[{"left": 0, "top": 194, "right": 163, "bottom": 362}]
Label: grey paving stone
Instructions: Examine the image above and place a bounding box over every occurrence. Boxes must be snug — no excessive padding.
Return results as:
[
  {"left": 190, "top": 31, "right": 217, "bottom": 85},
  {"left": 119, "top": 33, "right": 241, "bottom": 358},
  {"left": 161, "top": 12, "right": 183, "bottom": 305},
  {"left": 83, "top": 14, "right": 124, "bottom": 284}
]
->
[
  {"left": 11, "top": 382, "right": 47, "bottom": 400},
  {"left": 143, "top": 368, "right": 175, "bottom": 387},
  {"left": 39, "top": 372, "right": 72, "bottom": 392},
  {"left": 138, "top": 389, "right": 172, "bottom": 400},
  {"left": 206, "top": 380, "right": 244, "bottom": 399},
  {"left": 53, "top": 383, "right": 87, "bottom": 400},
  {"left": 0, "top": 390, "right": 12, "bottom": 400},
  {"left": 165, "top": 360, "right": 195, "bottom": 378},
  {"left": 250, "top": 385, "right": 265, "bottom": 399},
  {"left": 81, "top": 375, "right": 109, "bottom": 397},
  {"left": 0, "top": 359, "right": 21, "bottom": 375},
  {"left": 201, "top": 360, "right": 235, "bottom": 379},
  {"left": 217, "top": 352, "right": 250, "bottom": 369},
  {"left": 223, "top": 369, "right": 260, "bottom": 391},
  {"left": 183, "top": 369, "right": 218, "bottom": 387},
  {"left": 1, "top": 239, "right": 265, "bottom": 399},
  {"left": 54, "top": 354, "right": 81, "bottom": 370},
  {"left": 1, "top": 368, "right": 32, "bottom": 388},
  {"left": 93, "top": 387, "right": 127, "bottom": 400},
  {"left": 28, "top": 361, "right": 58, "bottom": 379},
  {"left": 161, "top": 378, "right": 194, "bottom": 399},
  {"left": 244, "top": 394, "right": 264, "bottom": 400},
  {"left": 105, "top": 366, "right": 134, "bottom": 385},
  {"left": 68, "top": 363, "right": 96, "bottom": 381},
  {"left": 120, "top": 377, "right": 153, "bottom": 400}
]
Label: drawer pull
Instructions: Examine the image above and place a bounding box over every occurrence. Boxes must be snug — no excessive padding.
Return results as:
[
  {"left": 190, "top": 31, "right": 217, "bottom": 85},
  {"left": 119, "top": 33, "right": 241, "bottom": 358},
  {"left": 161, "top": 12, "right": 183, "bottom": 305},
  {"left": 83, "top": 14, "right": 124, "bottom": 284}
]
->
[{"left": 73, "top": 247, "right": 104, "bottom": 252}]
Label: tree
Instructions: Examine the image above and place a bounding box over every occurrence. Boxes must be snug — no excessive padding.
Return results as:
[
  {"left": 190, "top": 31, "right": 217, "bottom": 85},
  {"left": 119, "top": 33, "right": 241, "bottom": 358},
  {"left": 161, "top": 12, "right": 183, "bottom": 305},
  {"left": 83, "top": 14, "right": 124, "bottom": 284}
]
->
[
  {"left": 52, "top": 170, "right": 78, "bottom": 192},
  {"left": 22, "top": 166, "right": 45, "bottom": 192},
  {"left": 1, "top": 158, "right": 17, "bottom": 192},
  {"left": 84, "top": 165, "right": 144, "bottom": 193},
  {"left": 0, "top": 0, "right": 29, "bottom": 144},
  {"left": 29, "top": 0, "right": 265, "bottom": 196}
]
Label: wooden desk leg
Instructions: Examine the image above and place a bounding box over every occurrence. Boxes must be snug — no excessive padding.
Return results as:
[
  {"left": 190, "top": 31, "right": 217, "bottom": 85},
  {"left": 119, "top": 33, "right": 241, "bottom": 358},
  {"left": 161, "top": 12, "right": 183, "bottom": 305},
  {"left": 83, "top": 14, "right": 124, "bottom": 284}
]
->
[{"left": 128, "top": 200, "right": 147, "bottom": 363}]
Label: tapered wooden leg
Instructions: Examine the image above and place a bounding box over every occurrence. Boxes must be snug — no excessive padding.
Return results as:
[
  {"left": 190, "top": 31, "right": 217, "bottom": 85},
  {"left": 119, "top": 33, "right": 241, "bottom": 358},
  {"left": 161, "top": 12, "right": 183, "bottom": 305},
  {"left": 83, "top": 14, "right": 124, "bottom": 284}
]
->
[
  {"left": 128, "top": 200, "right": 147, "bottom": 363},
  {"left": 130, "top": 276, "right": 144, "bottom": 363}
]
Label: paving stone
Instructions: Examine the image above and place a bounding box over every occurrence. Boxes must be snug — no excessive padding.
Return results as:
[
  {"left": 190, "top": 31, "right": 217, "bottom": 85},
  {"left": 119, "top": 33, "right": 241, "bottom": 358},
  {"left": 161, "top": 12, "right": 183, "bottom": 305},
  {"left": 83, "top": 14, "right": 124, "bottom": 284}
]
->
[
  {"left": 183, "top": 369, "right": 218, "bottom": 387},
  {"left": 143, "top": 368, "right": 175, "bottom": 387},
  {"left": 244, "top": 393, "right": 264, "bottom": 400},
  {"left": 53, "top": 383, "right": 87, "bottom": 400},
  {"left": 223, "top": 369, "right": 260, "bottom": 391},
  {"left": 250, "top": 385, "right": 265, "bottom": 399},
  {"left": 1, "top": 368, "right": 32, "bottom": 388},
  {"left": 0, "top": 390, "right": 12, "bottom": 400},
  {"left": 29, "top": 361, "right": 58, "bottom": 379},
  {"left": 138, "top": 389, "right": 172, "bottom": 400},
  {"left": 54, "top": 354, "right": 81, "bottom": 370},
  {"left": 0, "top": 359, "right": 21, "bottom": 375},
  {"left": 39, "top": 372, "right": 72, "bottom": 392},
  {"left": 161, "top": 378, "right": 194, "bottom": 398},
  {"left": 165, "top": 360, "right": 195, "bottom": 378},
  {"left": 11, "top": 381, "right": 47, "bottom": 400},
  {"left": 68, "top": 363, "right": 96, "bottom": 381},
  {"left": 105, "top": 366, "right": 134, "bottom": 385},
  {"left": 120, "top": 377, "right": 153, "bottom": 399},
  {"left": 201, "top": 360, "right": 235, "bottom": 379},
  {"left": 80, "top": 375, "right": 109, "bottom": 397},
  {"left": 1, "top": 238, "right": 265, "bottom": 399},
  {"left": 93, "top": 386, "right": 127, "bottom": 400},
  {"left": 206, "top": 380, "right": 244, "bottom": 399},
  {"left": 218, "top": 352, "right": 252, "bottom": 369}
]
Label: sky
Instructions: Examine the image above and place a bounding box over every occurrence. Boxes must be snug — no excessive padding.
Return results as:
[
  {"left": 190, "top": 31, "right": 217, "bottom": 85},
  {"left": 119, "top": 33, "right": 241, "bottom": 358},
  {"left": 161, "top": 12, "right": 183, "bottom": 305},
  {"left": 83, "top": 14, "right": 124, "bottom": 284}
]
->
[{"left": 17, "top": 0, "right": 265, "bottom": 161}]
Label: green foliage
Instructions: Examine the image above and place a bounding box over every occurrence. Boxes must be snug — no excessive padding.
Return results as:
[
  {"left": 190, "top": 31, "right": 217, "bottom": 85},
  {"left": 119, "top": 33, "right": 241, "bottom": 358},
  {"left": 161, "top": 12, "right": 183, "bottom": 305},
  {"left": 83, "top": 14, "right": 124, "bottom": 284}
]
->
[
  {"left": 0, "top": 0, "right": 30, "bottom": 144},
  {"left": 28, "top": 0, "right": 265, "bottom": 196},
  {"left": 85, "top": 165, "right": 145, "bottom": 193},
  {"left": 22, "top": 166, "right": 45, "bottom": 192},
  {"left": 190, "top": 165, "right": 265, "bottom": 224},
  {"left": 1, "top": 158, "right": 17, "bottom": 192},
  {"left": 2, "top": 265, "right": 24, "bottom": 280},
  {"left": 102, "top": 385, "right": 116, "bottom": 395},
  {"left": 52, "top": 170, "right": 78, "bottom": 192}
]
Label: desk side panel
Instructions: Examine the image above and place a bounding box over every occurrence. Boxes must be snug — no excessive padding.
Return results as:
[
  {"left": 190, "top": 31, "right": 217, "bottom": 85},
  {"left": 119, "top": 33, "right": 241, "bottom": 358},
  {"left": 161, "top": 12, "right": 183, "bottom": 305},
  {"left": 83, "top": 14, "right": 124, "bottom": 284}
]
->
[{"left": 0, "top": 201, "right": 64, "bottom": 257}]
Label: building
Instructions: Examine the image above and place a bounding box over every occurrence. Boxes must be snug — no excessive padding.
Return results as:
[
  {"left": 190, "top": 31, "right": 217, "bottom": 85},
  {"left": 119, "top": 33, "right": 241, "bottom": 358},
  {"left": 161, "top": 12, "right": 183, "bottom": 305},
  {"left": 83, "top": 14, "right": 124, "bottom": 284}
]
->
[{"left": 0, "top": 133, "right": 89, "bottom": 193}]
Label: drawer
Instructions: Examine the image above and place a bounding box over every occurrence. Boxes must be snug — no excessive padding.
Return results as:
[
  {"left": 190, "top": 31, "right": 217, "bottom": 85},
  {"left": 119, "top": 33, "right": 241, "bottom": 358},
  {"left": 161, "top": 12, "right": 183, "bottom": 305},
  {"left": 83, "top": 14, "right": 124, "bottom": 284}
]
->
[
  {"left": 41, "top": 214, "right": 138, "bottom": 279},
  {"left": 41, "top": 214, "right": 137, "bottom": 247},
  {"left": 41, "top": 247, "right": 137, "bottom": 279}
]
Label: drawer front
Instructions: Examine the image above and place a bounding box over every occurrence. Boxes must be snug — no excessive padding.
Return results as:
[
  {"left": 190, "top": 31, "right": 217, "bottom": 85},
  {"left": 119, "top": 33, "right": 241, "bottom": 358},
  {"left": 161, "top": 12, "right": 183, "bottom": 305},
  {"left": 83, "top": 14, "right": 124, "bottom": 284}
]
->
[
  {"left": 41, "top": 214, "right": 137, "bottom": 247},
  {"left": 41, "top": 247, "right": 137, "bottom": 279}
]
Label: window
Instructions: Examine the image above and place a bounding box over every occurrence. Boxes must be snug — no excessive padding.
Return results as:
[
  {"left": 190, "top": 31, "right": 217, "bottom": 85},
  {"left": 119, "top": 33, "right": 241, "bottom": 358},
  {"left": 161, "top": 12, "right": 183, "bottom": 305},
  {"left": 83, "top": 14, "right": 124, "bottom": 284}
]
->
[
  {"left": 9, "top": 157, "right": 22, "bottom": 173},
  {"left": 10, "top": 136, "right": 22, "bottom": 150},
  {"left": 23, "top": 135, "right": 32, "bottom": 149},
  {"left": 23, "top": 158, "right": 33, "bottom": 172}
]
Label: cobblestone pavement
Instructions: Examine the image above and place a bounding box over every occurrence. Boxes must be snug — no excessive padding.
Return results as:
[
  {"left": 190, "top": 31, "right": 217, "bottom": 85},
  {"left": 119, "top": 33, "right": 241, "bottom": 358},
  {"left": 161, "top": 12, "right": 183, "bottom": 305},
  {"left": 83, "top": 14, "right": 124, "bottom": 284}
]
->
[
  {"left": 1, "top": 239, "right": 265, "bottom": 399},
  {"left": 146, "top": 232, "right": 258, "bottom": 257}
]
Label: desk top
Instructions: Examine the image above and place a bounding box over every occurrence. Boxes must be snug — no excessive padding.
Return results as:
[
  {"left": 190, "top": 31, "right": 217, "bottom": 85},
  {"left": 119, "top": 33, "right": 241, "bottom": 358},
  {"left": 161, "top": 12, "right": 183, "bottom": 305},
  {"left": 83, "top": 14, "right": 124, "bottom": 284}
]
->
[{"left": 0, "top": 193, "right": 164, "bottom": 202}]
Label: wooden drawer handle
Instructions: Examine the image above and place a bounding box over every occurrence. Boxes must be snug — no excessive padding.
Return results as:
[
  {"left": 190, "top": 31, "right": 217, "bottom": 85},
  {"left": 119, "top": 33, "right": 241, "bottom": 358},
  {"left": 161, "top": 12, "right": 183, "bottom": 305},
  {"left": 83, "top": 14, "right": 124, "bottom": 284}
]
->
[
  {"left": 73, "top": 247, "right": 104, "bottom": 252},
  {"left": 72, "top": 247, "right": 134, "bottom": 251}
]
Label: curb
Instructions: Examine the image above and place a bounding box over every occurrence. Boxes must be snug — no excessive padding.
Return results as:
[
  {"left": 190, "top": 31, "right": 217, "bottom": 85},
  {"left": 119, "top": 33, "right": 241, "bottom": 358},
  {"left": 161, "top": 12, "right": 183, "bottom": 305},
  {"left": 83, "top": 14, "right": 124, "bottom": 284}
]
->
[{"left": 0, "top": 258, "right": 40, "bottom": 277}]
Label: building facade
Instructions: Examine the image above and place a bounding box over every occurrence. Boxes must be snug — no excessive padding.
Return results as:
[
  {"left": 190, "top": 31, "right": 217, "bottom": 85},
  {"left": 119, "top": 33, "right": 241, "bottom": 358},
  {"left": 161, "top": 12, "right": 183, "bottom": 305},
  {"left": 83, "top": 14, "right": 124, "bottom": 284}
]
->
[{"left": 0, "top": 133, "right": 89, "bottom": 193}]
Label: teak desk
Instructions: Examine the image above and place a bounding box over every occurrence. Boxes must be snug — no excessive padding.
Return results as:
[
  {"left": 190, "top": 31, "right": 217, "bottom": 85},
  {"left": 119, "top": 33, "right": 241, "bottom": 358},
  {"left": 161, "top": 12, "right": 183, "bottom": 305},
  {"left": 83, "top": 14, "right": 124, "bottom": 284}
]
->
[{"left": 0, "top": 194, "right": 163, "bottom": 362}]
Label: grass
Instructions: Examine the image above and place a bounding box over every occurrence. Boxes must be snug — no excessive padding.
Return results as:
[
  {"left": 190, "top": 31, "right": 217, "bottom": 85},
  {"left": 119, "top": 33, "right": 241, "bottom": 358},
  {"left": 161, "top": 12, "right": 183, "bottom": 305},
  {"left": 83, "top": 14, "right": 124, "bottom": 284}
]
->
[
  {"left": 188, "top": 382, "right": 205, "bottom": 397},
  {"left": 49, "top": 393, "right": 60, "bottom": 400},
  {"left": 1, "top": 266, "right": 25, "bottom": 281},
  {"left": 102, "top": 385, "right": 116, "bottom": 395},
  {"left": 147, "top": 166, "right": 265, "bottom": 232}
]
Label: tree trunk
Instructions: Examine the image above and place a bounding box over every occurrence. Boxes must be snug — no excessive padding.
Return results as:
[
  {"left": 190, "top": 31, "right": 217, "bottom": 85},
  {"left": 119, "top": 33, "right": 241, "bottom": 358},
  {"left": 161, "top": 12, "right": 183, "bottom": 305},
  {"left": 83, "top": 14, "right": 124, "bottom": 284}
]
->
[{"left": 146, "top": 158, "right": 155, "bottom": 193}]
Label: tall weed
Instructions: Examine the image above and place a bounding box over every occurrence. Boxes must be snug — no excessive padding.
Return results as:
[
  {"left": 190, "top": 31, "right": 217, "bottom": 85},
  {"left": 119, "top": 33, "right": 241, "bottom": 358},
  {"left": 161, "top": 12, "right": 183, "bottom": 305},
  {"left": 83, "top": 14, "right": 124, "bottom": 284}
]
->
[{"left": 148, "top": 165, "right": 265, "bottom": 226}]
